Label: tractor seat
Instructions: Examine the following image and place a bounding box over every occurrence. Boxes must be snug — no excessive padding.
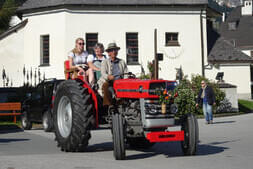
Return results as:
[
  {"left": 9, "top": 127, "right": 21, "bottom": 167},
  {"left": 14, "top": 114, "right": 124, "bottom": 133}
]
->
[{"left": 64, "top": 60, "right": 78, "bottom": 80}]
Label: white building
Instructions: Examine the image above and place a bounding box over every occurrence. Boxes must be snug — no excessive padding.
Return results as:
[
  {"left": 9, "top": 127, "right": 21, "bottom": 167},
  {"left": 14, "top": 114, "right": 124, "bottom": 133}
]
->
[
  {"left": 0, "top": 0, "right": 223, "bottom": 88},
  {"left": 207, "top": 0, "right": 253, "bottom": 99}
]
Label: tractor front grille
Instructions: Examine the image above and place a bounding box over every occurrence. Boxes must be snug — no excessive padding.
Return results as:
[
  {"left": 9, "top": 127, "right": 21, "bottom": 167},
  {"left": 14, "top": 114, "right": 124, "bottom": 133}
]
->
[
  {"left": 142, "top": 99, "right": 175, "bottom": 128},
  {"left": 144, "top": 99, "right": 172, "bottom": 115}
]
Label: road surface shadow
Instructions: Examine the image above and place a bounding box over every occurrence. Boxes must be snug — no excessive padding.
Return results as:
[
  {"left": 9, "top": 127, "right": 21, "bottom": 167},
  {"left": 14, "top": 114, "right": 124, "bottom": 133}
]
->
[
  {"left": 126, "top": 141, "right": 228, "bottom": 160},
  {"left": 0, "top": 138, "right": 30, "bottom": 143},
  {"left": 0, "top": 125, "right": 23, "bottom": 134},
  {"left": 84, "top": 139, "right": 228, "bottom": 159},
  {"left": 85, "top": 142, "right": 113, "bottom": 152},
  {"left": 212, "top": 120, "right": 235, "bottom": 124}
]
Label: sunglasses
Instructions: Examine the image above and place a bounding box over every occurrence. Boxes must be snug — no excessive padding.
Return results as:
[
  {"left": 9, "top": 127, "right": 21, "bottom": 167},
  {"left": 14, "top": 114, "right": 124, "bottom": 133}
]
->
[{"left": 78, "top": 43, "right": 85, "bottom": 45}]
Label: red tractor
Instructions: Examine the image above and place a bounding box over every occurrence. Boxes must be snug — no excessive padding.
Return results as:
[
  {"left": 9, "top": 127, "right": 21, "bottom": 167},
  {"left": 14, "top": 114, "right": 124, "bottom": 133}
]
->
[{"left": 52, "top": 61, "right": 199, "bottom": 160}]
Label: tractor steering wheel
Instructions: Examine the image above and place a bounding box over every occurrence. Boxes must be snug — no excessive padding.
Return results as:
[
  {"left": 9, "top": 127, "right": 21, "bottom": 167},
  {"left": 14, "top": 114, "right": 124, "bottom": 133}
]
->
[{"left": 122, "top": 72, "right": 136, "bottom": 79}]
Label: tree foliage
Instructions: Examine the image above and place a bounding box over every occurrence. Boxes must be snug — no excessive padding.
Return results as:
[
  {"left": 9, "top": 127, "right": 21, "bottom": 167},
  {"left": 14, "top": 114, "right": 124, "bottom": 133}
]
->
[{"left": 0, "top": 0, "right": 17, "bottom": 34}]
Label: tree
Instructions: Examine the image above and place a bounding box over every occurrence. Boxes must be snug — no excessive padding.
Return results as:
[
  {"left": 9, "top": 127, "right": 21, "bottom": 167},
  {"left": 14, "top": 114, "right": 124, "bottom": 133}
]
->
[{"left": 0, "top": 0, "right": 17, "bottom": 34}]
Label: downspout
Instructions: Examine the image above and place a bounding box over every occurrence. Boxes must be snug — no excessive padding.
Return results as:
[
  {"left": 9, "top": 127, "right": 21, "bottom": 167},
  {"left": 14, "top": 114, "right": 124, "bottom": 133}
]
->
[
  {"left": 200, "top": 9, "right": 205, "bottom": 77},
  {"left": 154, "top": 29, "right": 158, "bottom": 80}
]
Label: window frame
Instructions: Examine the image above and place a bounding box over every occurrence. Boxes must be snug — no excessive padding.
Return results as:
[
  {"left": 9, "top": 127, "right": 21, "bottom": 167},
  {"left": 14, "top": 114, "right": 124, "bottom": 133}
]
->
[
  {"left": 165, "top": 32, "right": 180, "bottom": 46},
  {"left": 85, "top": 33, "right": 98, "bottom": 55},
  {"left": 126, "top": 32, "right": 139, "bottom": 65},
  {"left": 40, "top": 35, "right": 50, "bottom": 66}
]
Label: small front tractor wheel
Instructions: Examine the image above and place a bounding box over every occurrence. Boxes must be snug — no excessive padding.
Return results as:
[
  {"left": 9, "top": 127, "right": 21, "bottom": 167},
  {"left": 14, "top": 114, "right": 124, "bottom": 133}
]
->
[
  {"left": 181, "top": 113, "right": 199, "bottom": 155},
  {"left": 42, "top": 111, "right": 53, "bottom": 132},
  {"left": 112, "top": 113, "right": 126, "bottom": 160},
  {"left": 21, "top": 111, "right": 32, "bottom": 130},
  {"left": 53, "top": 80, "right": 94, "bottom": 152}
]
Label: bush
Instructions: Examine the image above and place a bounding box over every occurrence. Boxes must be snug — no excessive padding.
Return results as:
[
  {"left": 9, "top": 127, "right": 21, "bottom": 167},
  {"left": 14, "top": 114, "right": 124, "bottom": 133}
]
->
[
  {"left": 216, "top": 98, "right": 234, "bottom": 113},
  {"left": 174, "top": 74, "right": 225, "bottom": 116}
]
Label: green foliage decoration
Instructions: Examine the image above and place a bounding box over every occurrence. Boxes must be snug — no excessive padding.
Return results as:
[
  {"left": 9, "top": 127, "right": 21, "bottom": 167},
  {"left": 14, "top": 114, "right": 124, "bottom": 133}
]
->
[{"left": 173, "top": 78, "right": 198, "bottom": 116}]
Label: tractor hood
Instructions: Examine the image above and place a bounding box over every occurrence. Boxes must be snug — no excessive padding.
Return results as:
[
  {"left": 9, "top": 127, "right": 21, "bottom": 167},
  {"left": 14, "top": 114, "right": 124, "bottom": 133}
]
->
[{"left": 113, "top": 79, "right": 177, "bottom": 99}]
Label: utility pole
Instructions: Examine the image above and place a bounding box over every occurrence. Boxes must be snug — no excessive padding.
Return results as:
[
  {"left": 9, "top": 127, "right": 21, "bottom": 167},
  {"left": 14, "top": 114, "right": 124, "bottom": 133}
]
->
[{"left": 154, "top": 29, "right": 158, "bottom": 79}]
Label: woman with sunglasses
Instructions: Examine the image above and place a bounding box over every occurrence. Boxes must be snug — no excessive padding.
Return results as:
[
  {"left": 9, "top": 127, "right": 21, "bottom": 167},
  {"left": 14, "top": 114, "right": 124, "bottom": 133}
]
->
[{"left": 68, "top": 37, "right": 89, "bottom": 82}]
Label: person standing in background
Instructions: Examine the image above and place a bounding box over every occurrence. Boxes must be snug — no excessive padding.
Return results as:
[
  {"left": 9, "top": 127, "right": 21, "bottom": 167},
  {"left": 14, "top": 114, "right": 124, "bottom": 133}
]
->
[{"left": 196, "top": 80, "right": 216, "bottom": 124}]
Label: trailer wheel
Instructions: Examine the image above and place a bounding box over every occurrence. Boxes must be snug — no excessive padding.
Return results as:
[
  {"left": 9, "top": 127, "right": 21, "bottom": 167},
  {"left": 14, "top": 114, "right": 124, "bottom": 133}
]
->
[
  {"left": 127, "top": 137, "right": 155, "bottom": 149},
  {"left": 53, "top": 80, "right": 94, "bottom": 152},
  {"left": 21, "top": 111, "right": 32, "bottom": 130},
  {"left": 112, "top": 113, "right": 126, "bottom": 160},
  {"left": 181, "top": 113, "right": 198, "bottom": 155}
]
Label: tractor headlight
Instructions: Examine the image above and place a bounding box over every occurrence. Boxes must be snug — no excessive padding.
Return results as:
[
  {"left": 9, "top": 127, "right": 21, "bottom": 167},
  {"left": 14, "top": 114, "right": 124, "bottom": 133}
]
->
[{"left": 170, "top": 104, "right": 178, "bottom": 114}]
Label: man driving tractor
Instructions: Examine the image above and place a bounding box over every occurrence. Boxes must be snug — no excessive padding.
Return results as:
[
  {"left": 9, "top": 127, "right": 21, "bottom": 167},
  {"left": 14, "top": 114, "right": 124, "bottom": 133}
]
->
[{"left": 98, "top": 42, "right": 129, "bottom": 106}]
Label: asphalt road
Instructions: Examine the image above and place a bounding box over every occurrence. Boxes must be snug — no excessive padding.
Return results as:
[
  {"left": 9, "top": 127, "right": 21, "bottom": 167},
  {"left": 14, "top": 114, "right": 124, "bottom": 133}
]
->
[{"left": 1, "top": 114, "right": 253, "bottom": 169}]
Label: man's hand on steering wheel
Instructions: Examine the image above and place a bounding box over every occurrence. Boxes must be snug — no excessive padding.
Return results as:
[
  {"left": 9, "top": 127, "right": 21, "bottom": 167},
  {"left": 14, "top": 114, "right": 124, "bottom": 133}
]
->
[{"left": 122, "top": 72, "right": 136, "bottom": 79}]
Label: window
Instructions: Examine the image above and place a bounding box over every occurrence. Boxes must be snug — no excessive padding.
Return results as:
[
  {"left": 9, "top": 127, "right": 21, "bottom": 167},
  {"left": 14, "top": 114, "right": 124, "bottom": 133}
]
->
[
  {"left": 86, "top": 33, "right": 98, "bottom": 54},
  {"left": 165, "top": 32, "right": 179, "bottom": 46},
  {"left": 40, "top": 35, "right": 50, "bottom": 65},
  {"left": 126, "top": 33, "right": 139, "bottom": 65}
]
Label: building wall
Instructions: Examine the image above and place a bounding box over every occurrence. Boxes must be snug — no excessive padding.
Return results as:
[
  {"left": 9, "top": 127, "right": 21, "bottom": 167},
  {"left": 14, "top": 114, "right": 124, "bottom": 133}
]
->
[
  {"left": 23, "top": 11, "right": 67, "bottom": 82},
  {"left": 206, "top": 65, "right": 251, "bottom": 97},
  {"left": 0, "top": 28, "right": 24, "bottom": 87},
  {"left": 65, "top": 8, "right": 206, "bottom": 80},
  {"left": 2, "top": 7, "right": 207, "bottom": 87}
]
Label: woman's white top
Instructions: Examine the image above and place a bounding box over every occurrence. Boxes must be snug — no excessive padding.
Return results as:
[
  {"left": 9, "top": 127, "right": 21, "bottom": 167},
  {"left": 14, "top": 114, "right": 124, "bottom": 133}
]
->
[{"left": 68, "top": 51, "right": 89, "bottom": 65}]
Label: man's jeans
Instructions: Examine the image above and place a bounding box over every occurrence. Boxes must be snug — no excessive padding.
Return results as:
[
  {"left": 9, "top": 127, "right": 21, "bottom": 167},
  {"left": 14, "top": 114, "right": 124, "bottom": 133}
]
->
[{"left": 202, "top": 102, "right": 213, "bottom": 122}]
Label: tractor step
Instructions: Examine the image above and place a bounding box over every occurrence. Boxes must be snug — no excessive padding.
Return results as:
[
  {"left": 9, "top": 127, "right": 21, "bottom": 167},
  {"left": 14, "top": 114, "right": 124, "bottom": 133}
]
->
[{"left": 146, "top": 131, "right": 184, "bottom": 142}]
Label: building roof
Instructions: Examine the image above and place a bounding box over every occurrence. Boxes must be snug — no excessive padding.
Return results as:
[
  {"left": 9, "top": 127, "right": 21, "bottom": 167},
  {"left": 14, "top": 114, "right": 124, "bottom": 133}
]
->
[
  {"left": 208, "top": 37, "right": 253, "bottom": 64},
  {"left": 18, "top": 0, "right": 220, "bottom": 13},
  {"left": 219, "top": 6, "right": 253, "bottom": 50},
  {"left": 0, "top": 19, "right": 28, "bottom": 41}
]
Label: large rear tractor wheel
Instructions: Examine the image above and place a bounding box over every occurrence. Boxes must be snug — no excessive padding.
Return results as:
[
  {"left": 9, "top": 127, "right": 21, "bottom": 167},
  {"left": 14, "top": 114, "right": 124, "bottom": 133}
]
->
[
  {"left": 112, "top": 113, "right": 126, "bottom": 160},
  {"left": 53, "top": 80, "right": 94, "bottom": 152},
  {"left": 181, "top": 113, "right": 199, "bottom": 155},
  {"left": 127, "top": 137, "right": 155, "bottom": 149}
]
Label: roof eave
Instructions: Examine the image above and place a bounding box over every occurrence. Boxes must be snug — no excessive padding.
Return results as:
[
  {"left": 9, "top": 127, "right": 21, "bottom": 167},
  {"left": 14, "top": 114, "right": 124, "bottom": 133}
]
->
[
  {"left": 17, "top": 3, "right": 212, "bottom": 14},
  {"left": 0, "top": 19, "right": 28, "bottom": 41},
  {"left": 208, "top": 60, "right": 253, "bottom": 64}
]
